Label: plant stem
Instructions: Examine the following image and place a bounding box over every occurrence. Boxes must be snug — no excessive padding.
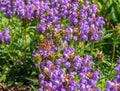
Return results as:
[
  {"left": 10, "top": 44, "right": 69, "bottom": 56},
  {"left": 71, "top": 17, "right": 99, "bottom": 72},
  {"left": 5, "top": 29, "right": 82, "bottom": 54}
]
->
[
  {"left": 23, "top": 18, "right": 28, "bottom": 60},
  {"left": 95, "top": 42, "right": 120, "bottom": 47},
  {"left": 91, "top": 42, "right": 94, "bottom": 55},
  {"left": 110, "top": 28, "right": 117, "bottom": 77}
]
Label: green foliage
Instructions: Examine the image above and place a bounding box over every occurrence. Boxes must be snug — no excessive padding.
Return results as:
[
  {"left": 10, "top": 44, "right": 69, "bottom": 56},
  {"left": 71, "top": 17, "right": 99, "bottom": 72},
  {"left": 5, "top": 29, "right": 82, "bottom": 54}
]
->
[
  {"left": 0, "top": 13, "right": 39, "bottom": 89},
  {"left": 94, "top": 0, "right": 120, "bottom": 26}
]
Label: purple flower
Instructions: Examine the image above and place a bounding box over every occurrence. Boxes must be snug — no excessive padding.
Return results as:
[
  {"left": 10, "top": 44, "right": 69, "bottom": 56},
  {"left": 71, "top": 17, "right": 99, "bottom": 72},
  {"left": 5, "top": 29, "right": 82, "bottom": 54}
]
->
[
  {"left": 105, "top": 59, "right": 120, "bottom": 91},
  {"left": 36, "top": 24, "right": 46, "bottom": 33},
  {"left": 37, "top": 88, "right": 43, "bottom": 91},
  {"left": 72, "top": 36, "right": 77, "bottom": 41},
  {"left": 0, "top": 28, "right": 11, "bottom": 43}
]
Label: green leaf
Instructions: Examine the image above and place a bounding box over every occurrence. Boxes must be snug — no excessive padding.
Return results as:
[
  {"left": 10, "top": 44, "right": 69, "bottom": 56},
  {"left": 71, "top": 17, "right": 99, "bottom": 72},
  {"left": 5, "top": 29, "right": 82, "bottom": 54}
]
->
[
  {"left": 15, "top": 82, "right": 23, "bottom": 86},
  {"left": 25, "top": 77, "right": 38, "bottom": 83},
  {"left": 31, "top": 85, "right": 38, "bottom": 91},
  {"left": 7, "top": 81, "right": 14, "bottom": 87},
  {"left": 97, "top": 2, "right": 102, "bottom": 10},
  {"left": 102, "top": 60, "right": 111, "bottom": 66}
]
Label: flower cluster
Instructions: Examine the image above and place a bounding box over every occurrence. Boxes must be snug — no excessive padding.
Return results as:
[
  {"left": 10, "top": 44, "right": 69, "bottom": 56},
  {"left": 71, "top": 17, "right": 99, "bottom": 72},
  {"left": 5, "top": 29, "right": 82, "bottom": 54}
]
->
[
  {"left": 32, "top": 39, "right": 57, "bottom": 59},
  {"left": 0, "top": 0, "right": 104, "bottom": 42},
  {"left": 105, "top": 60, "right": 120, "bottom": 91},
  {"left": 0, "top": 0, "right": 13, "bottom": 17},
  {"left": 28, "top": 1, "right": 104, "bottom": 90},
  {"left": 0, "top": 0, "right": 78, "bottom": 20},
  {"left": 78, "top": 1, "right": 105, "bottom": 41},
  {"left": 0, "top": 0, "right": 104, "bottom": 90},
  {"left": 36, "top": 0, "right": 105, "bottom": 42},
  {"left": 37, "top": 47, "right": 100, "bottom": 91},
  {"left": 0, "top": 28, "right": 11, "bottom": 44}
]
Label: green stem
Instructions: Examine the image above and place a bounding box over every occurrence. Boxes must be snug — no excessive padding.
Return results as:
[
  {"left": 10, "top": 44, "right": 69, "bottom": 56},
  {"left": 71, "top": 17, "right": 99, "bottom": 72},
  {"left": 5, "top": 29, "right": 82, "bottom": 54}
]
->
[
  {"left": 82, "top": 42, "right": 85, "bottom": 55},
  {"left": 22, "top": 18, "right": 28, "bottom": 60},
  {"left": 95, "top": 42, "right": 120, "bottom": 47},
  {"left": 38, "top": 65, "right": 41, "bottom": 73},
  {"left": 24, "top": 24, "right": 27, "bottom": 49},
  {"left": 91, "top": 42, "right": 94, "bottom": 55},
  {"left": 110, "top": 41, "right": 116, "bottom": 74},
  {"left": 110, "top": 29, "right": 117, "bottom": 77}
]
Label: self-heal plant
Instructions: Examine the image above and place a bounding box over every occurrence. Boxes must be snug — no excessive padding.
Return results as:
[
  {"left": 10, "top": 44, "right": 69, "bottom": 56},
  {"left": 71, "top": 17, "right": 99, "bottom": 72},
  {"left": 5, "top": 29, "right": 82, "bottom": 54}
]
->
[
  {"left": 0, "top": 0, "right": 104, "bottom": 43},
  {"left": 36, "top": 47, "right": 100, "bottom": 91},
  {"left": 29, "top": 0, "right": 105, "bottom": 90},
  {"left": 0, "top": 0, "right": 106, "bottom": 90},
  {"left": 79, "top": 1, "right": 105, "bottom": 41}
]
